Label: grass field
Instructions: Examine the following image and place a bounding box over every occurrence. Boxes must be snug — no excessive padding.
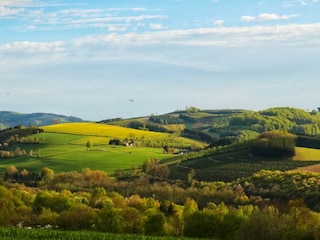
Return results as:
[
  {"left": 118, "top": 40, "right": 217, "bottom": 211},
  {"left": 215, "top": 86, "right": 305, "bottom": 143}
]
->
[
  {"left": 0, "top": 132, "right": 168, "bottom": 175},
  {"left": 0, "top": 227, "right": 206, "bottom": 240},
  {"left": 0, "top": 122, "right": 205, "bottom": 175},
  {"left": 0, "top": 122, "right": 208, "bottom": 174}
]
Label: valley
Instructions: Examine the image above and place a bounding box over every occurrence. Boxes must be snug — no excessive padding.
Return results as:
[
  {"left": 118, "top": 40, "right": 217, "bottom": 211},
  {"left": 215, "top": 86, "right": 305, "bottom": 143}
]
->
[{"left": 0, "top": 107, "right": 320, "bottom": 239}]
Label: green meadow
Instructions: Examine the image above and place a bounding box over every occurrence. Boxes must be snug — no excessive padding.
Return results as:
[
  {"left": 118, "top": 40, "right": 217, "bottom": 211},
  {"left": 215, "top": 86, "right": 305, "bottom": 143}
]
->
[
  {"left": 0, "top": 132, "right": 168, "bottom": 175},
  {"left": 0, "top": 227, "right": 206, "bottom": 240}
]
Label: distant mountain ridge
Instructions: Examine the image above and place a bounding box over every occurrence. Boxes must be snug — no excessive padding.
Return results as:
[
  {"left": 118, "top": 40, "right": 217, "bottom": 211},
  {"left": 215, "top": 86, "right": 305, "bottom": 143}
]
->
[{"left": 0, "top": 111, "right": 83, "bottom": 129}]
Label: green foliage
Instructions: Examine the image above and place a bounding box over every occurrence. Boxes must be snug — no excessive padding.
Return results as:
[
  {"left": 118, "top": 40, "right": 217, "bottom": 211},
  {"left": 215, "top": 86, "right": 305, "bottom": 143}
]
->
[
  {"left": 260, "top": 107, "right": 314, "bottom": 125},
  {"left": 240, "top": 170, "right": 320, "bottom": 210},
  {"left": 184, "top": 206, "right": 245, "bottom": 240},
  {"left": 33, "top": 190, "right": 71, "bottom": 213},
  {"left": 144, "top": 211, "right": 166, "bottom": 236},
  {"left": 229, "top": 107, "right": 320, "bottom": 135},
  {"left": 149, "top": 115, "right": 184, "bottom": 125},
  {"left": 251, "top": 131, "right": 296, "bottom": 158},
  {"left": 296, "top": 135, "right": 320, "bottom": 149},
  {"left": 185, "top": 106, "right": 200, "bottom": 113},
  {"left": 0, "top": 126, "right": 42, "bottom": 145},
  {"left": 86, "top": 140, "right": 92, "bottom": 150},
  {"left": 143, "top": 158, "right": 170, "bottom": 179},
  {"left": 58, "top": 204, "right": 96, "bottom": 230},
  {"left": 95, "top": 203, "right": 125, "bottom": 233},
  {"left": 103, "top": 107, "right": 320, "bottom": 146},
  {"left": 182, "top": 128, "right": 217, "bottom": 143},
  {"left": 2, "top": 166, "right": 320, "bottom": 238}
]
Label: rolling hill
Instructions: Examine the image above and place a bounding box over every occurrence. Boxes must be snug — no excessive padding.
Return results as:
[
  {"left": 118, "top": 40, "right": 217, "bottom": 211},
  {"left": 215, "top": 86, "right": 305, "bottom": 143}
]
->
[
  {"left": 0, "top": 111, "right": 83, "bottom": 129},
  {"left": 1, "top": 107, "right": 320, "bottom": 180},
  {"left": 0, "top": 122, "right": 206, "bottom": 175},
  {"left": 101, "top": 107, "right": 320, "bottom": 145}
]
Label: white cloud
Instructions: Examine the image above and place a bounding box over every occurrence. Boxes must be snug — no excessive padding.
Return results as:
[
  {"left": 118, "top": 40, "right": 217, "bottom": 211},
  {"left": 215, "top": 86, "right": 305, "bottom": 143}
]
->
[
  {"left": 0, "top": 2, "right": 166, "bottom": 33},
  {"left": 258, "top": 13, "right": 299, "bottom": 21},
  {"left": 213, "top": 19, "right": 224, "bottom": 26},
  {"left": 11, "top": 6, "right": 168, "bottom": 32},
  {"left": 2, "top": 23, "right": 320, "bottom": 58},
  {"left": 241, "top": 16, "right": 256, "bottom": 22},
  {"left": 241, "top": 13, "right": 299, "bottom": 22},
  {"left": 284, "top": 0, "right": 319, "bottom": 7},
  {"left": 73, "top": 23, "right": 320, "bottom": 48},
  {"left": 132, "top": 8, "right": 147, "bottom": 11},
  {"left": 0, "top": 41, "right": 66, "bottom": 53},
  {"left": 150, "top": 23, "right": 165, "bottom": 30},
  {"left": 107, "top": 25, "right": 127, "bottom": 32},
  {"left": 0, "top": 0, "right": 34, "bottom": 7},
  {"left": 0, "top": 6, "right": 24, "bottom": 16}
]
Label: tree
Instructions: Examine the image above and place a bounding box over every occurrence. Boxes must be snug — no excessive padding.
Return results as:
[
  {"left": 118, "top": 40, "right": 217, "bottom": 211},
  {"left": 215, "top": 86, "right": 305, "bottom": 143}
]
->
[
  {"left": 58, "top": 204, "right": 96, "bottom": 230},
  {"left": 163, "top": 145, "right": 169, "bottom": 153},
  {"left": 86, "top": 140, "right": 92, "bottom": 150},
  {"left": 185, "top": 106, "right": 200, "bottom": 113},
  {"left": 6, "top": 165, "right": 18, "bottom": 176},
  {"left": 143, "top": 158, "right": 170, "bottom": 179},
  {"left": 94, "top": 203, "right": 125, "bottom": 233},
  {"left": 238, "top": 206, "right": 290, "bottom": 240},
  {"left": 4, "top": 165, "right": 18, "bottom": 182},
  {"left": 122, "top": 207, "right": 144, "bottom": 234},
  {"left": 33, "top": 190, "right": 71, "bottom": 214},
  {"left": 41, "top": 167, "right": 54, "bottom": 183},
  {"left": 144, "top": 211, "right": 166, "bottom": 236},
  {"left": 184, "top": 210, "right": 223, "bottom": 238}
]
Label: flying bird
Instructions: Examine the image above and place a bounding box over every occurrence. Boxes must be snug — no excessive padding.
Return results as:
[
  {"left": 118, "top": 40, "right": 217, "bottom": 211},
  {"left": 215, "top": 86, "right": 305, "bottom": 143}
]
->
[{"left": 129, "top": 99, "right": 134, "bottom": 103}]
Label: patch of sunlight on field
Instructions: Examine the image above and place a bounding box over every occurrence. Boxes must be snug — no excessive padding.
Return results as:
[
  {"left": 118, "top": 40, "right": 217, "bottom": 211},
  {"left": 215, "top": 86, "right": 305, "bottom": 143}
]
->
[
  {"left": 297, "top": 164, "right": 320, "bottom": 173},
  {"left": 294, "top": 147, "right": 320, "bottom": 161}
]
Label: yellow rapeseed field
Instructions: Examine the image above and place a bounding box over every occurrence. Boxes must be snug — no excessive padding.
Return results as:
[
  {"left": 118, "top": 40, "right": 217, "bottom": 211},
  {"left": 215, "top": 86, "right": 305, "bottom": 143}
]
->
[
  {"left": 294, "top": 147, "right": 320, "bottom": 161},
  {"left": 42, "top": 122, "right": 169, "bottom": 139},
  {"left": 42, "top": 122, "right": 206, "bottom": 149}
]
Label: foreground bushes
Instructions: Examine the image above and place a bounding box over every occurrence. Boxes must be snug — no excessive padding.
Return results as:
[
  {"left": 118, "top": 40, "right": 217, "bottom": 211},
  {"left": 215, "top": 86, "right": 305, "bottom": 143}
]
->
[{"left": 1, "top": 169, "right": 320, "bottom": 239}]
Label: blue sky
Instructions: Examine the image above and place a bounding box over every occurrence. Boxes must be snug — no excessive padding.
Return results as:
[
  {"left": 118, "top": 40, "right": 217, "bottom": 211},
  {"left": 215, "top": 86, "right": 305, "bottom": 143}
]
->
[{"left": 1, "top": 0, "right": 320, "bottom": 120}]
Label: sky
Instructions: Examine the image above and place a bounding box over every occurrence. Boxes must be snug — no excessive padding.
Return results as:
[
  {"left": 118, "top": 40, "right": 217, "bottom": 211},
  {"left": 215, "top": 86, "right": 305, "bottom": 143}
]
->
[{"left": 1, "top": 0, "right": 320, "bottom": 121}]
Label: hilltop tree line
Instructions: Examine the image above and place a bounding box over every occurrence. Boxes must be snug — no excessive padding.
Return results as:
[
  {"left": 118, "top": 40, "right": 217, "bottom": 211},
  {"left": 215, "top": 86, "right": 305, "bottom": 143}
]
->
[
  {"left": 102, "top": 107, "right": 320, "bottom": 146},
  {"left": 0, "top": 126, "right": 42, "bottom": 145},
  {"left": 0, "top": 126, "right": 42, "bottom": 159},
  {"left": 1, "top": 168, "right": 320, "bottom": 239},
  {"left": 229, "top": 107, "right": 320, "bottom": 135}
]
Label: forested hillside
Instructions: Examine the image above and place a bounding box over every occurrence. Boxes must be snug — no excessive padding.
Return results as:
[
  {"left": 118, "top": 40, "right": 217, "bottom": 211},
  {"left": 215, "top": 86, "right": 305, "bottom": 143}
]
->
[
  {"left": 102, "top": 107, "right": 320, "bottom": 145},
  {"left": 0, "top": 111, "right": 83, "bottom": 129}
]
